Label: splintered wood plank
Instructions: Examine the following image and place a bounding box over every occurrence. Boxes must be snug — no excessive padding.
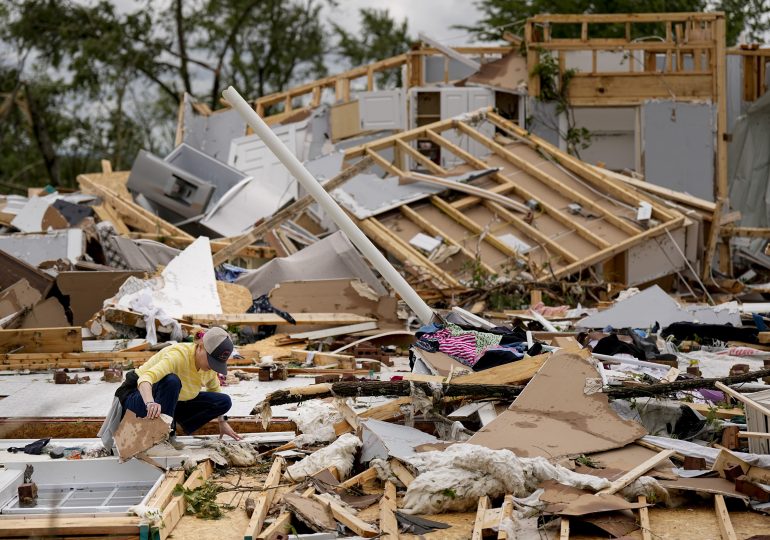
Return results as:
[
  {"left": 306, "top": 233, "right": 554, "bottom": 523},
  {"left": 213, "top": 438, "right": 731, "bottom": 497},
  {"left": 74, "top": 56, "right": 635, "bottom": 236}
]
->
[
  {"left": 311, "top": 493, "right": 379, "bottom": 537},
  {"left": 339, "top": 467, "right": 378, "bottom": 490},
  {"left": 379, "top": 481, "right": 399, "bottom": 539},
  {"left": 0, "top": 327, "right": 82, "bottom": 354},
  {"left": 185, "top": 313, "right": 376, "bottom": 326},
  {"left": 598, "top": 449, "right": 676, "bottom": 495},
  {"left": 471, "top": 496, "right": 490, "bottom": 540},
  {"left": 244, "top": 456, "right": 285, "bottom": 540},
  {"left": 145, "top": 470, "right": 185, "bottom": 512},
  {"left": 159, "top": 461, "right": 213, "bottom": 540},
  {"left": 497, "top": 494, "right": 514, "bottom": 539},
  {"left": 714, "top": 495, "right": 738, "bottom": 540},
  {"left": 256, "top": 512, "right": 291, "bottom": 540},
  {"left": 389, "top": 459, "right": 415, "bottom": 488},
  {"left": 638, "top": 495, "right": 652, "bottom": 540},
  {"left": 0, "top": 516, "right": 140, "bottom": 536}
]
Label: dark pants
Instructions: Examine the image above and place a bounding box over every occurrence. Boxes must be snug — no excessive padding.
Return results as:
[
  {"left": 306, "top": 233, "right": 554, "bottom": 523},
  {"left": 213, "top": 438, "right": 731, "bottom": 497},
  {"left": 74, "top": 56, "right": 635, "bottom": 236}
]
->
[{"left": 123, "top": 374, "right": 232, "bottom": 434}]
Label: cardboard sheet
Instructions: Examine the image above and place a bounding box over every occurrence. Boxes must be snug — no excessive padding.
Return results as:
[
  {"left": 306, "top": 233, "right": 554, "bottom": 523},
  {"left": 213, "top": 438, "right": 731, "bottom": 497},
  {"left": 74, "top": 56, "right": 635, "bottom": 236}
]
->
[
  {"left": 466, "top": 50, "right": 528, "bottom": 91},
  {"left": 466, "top": 352, "right": 647, "bottom": 458},
  {"left": 113, "top": 410, "right": 170, "bottom": 461},
  {"left": 0, "top": 279, "right": 42, "bottom": 321},
  {"left": 20, "top": 297, "right": 69, "bottom": 328}
]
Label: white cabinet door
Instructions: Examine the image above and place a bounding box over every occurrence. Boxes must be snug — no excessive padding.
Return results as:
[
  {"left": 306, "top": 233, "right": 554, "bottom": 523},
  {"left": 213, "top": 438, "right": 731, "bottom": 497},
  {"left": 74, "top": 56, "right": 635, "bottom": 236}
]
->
[
  {"left": 440, "top": 89, "right": 472, "bottom": 168},
  {"left": 467, "top": 88, "right": 494, "bottom": 158},
  {"left": 359, "top": 89, "right": 405, "bottom": 131}
]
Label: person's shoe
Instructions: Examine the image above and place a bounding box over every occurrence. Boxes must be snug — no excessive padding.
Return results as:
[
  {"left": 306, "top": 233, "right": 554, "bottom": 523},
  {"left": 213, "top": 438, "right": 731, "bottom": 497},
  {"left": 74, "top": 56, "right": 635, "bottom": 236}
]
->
[{"left": 168, "top": 435, "right": 185, "bottom": 450}]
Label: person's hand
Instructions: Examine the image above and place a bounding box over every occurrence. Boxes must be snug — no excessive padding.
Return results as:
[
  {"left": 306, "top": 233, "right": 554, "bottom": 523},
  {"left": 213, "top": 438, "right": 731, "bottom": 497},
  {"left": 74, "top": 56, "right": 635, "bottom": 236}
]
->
[
  {"left": 219, "top": 420, "right": 242, "bottom": 441},
  {"left": 145, "top": 402, "right": 161, "bottom": 419}
]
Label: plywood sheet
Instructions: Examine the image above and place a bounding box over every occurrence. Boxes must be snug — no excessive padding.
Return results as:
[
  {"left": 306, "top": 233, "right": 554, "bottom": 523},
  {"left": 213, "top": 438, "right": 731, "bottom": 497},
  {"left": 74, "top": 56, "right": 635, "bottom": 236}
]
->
[{"left": 466, "top": 352, "right": 647, "bottom": 457}]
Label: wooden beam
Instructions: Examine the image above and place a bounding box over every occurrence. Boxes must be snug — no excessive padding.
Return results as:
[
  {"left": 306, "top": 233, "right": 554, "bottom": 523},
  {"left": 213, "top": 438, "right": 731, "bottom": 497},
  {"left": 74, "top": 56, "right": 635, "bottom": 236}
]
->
[
  {"left": 257, "top": 511, "right": 292, "bottom": 540},
  {"left": 715, "top": 381, "right": 770, "bottom": 418},
  {"left": 185, "top": 313, "right": 376, "bottom": 326},
  {"left": 389, "top": 459, "right": 415, "bottom": 488},
  {"left": 77, "top": 175, "right": 194, "bottom": 241},
  {"left": 455, "top": 121, "right": 641, "bottom": 235},
  {"left": 426, "top": 129, "right": 611, "bottom": 250},
  {"left": 497, "top": 494, "right": 514, "bottom": 539},
  {"left": 638, "top": 495, "right": 652, "bottom": 540},
  {"left": 486, "top": 112, "right": 676, "bottom": 222},
  {"left": 471, "top": 496, "right": 490, "bottom": 540},
  {"left": 366, "top": 148, "right": 406, "bottom": 177},
  {"left": 339, "top": 467, "right": 379, "bottom": 490},
  {"left": 431, "top": 196, "right": 525, "bottom": 261},
  {"left": 598, "top": 450, "right": 675, "bottom": 495},
  {"left": 145, "top": 470, "right": 185, "bottom": 512},
  {"left": 0, "top": 327, "right": 81, "bottom": 354},
  {"left": 714, "top": 494, "right": 738, "bottom": 540},
  {"left": 379, "top": 481, "right": 399, "bottom": 539},
  {"left": 212, "top": 156, "right": 374, "bottom": 265},
  {"left": 483, "top": 201, "right": 579, "bottom": 264},
  {"left": 158, "top": 460, "right": 213, "bottom": 540},
  {"left": 244, "top": 456, "right": 285, "bottom": 540},
  {"left": 400, "top": 205, "right": 496, "bottom": 275},
  {"left": 738, "top": 431, "right": 770, "bottom": 439},
  {"left": 343, "top": 117, "right": 456, "bottom": 158},
  {"left": 395, "top": 139, "right": 445, "bottom": 174},
  {"left": 529, "top": 12, "right": 718, "bottom": 23},
  {"left": 408, "top": 171, "right": 530, "bottom": 214},
  {"left": 358, "top": 217, "right": 462, "bottom": 289},
  {"left": 0, "top": 516, "right": 140, "bottom": 536},
  {"left": 310, "top": 493, "right": 379, "bottom": 537}
]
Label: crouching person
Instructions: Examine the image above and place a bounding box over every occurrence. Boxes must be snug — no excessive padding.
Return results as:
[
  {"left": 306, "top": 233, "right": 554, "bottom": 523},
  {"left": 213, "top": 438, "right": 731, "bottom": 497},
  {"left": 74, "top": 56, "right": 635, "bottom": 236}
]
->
[{"left": 101, "top": 327, "right": 241, "bottom": 451}]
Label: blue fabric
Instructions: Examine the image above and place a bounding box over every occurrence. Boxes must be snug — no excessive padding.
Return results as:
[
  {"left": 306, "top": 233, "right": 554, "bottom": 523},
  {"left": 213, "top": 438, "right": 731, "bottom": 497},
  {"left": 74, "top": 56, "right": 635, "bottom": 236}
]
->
[
  {"left": 215, "top": 263, "right": 249, "bottom": 282},
  {"left": 753, "top": 313, "right": 769, "bottom": 332},
  {"left": 123, "top": 374, "right": 232, "bottom": 434}
]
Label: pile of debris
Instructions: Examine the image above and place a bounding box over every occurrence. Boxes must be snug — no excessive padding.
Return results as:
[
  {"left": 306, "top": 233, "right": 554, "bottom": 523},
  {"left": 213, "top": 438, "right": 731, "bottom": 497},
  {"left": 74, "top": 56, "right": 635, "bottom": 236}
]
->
[{"left": 2, "top": 23, "right": 770, "bottom": 539}]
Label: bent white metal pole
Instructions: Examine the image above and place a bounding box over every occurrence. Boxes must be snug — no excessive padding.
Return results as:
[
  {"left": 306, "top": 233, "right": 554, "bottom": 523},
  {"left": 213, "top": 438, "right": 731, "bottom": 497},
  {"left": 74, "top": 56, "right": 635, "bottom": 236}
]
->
[{"left": 222, "top": 86, "right": 434, "bottom": 325}]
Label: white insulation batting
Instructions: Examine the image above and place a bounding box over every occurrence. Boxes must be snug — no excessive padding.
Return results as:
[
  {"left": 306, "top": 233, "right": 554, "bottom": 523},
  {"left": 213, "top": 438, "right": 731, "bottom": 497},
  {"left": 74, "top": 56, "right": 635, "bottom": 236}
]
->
[
  {"left": 402, "top": 443, "right": 665, "bottom": 514},
  {"left": 286, "top": 401, "right": 343, "bottom": 447},
  {"left": 284, "top": 433, "right": 361, "bottom": 481}
]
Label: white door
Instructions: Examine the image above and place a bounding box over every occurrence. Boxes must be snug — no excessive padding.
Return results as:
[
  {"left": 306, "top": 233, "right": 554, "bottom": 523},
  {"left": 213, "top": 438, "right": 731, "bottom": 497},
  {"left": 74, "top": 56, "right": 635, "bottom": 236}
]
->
[{"left": 359, "top": 89, "right": 405, "bottom": 131}]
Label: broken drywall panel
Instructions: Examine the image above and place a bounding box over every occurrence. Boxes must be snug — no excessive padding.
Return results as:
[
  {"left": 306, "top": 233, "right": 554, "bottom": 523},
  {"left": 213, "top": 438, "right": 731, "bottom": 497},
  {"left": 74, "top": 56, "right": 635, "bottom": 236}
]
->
[
  {"left": 0, "top": 250, "right": 56, "bottom": 296},
  {"left": 110, "top": 237, "right": 180, "bottom": 272},
  {"left": 466, "top": 352, "right": 647, "bottom": 458},
  {"left": 179, "top": 93, "right": 247, "bottom": 162},
  {"left": 10, "top": 195, "right": 65, "bottom": 232},
  {"left": 236, "top": 231, "right": 387, "bottom": 297},
  {"left": 114, "top": 410, "right": 171, "bottom": 461},
  {"left": 576, "top": 285, "right": 741, "bottom": 329},
  {"left": 409, "top": 233, "right": 442, "bottom": 253},
  {"left": 525, "top": 98, "right": 561, "bottom": 148},
  {"left": 360, "top": 419, "right": 439, "bottom": 463},
  {"left": 625, "top": 226, "right": 688, "bottom": 286},
  {"left": 117, "top": 236, "right": 222, "bottom": 319},
  {"left": 572, "top": 107, "right": 637, "bottom": 172},
  {"left": 331, "top": 173, "right": 443, "bottom": 220},
  {"left": 268, "top": 278, "right": 400, "bottom": 328},
  {"left": 642, "top": 100, "right": 715, "bottom": 202},
  {"left": 0, "top": 229, "right": 85, "bottom": 269},
  {"left": 58, "top": 271, "right": 144, "bottom": 325},
  {"left": 466, "top": 50, "right": 528, "bottom": 93}
]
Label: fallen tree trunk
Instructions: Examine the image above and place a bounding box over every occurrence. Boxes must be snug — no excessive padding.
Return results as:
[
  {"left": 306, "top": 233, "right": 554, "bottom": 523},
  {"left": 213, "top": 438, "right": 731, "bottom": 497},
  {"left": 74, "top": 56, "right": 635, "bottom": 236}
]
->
[
  {"left": 251, "top": 380, "right": 525, "bottom": 412},
  {"left": 604, "top": 367, "right": 770, "bottom": 399},
  {"left": 253, "top": 367, "right": 770, "bottom": 412}
]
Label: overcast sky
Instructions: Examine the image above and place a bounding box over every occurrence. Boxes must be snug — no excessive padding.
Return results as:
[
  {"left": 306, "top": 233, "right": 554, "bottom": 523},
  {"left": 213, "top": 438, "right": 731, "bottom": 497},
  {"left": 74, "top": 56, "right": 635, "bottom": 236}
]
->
[{"left": 326, "top": 0, "right": 485, "bottom": 45}]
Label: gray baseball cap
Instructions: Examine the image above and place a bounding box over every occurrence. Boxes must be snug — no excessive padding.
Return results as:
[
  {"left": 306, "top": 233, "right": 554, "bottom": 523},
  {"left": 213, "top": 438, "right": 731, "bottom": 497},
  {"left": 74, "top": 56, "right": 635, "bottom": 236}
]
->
[{"left": 202, "top": 327, "right": 234, "bottom": 375}]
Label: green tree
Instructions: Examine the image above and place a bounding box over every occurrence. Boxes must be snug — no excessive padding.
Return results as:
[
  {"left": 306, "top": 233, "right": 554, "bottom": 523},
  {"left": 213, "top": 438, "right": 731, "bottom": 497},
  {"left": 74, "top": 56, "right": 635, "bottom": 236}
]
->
[
  {"left": 332, "top": 8, "right": 412, "bottom": 86},
  {"left": 457, "top": 0, "right": 767, "bottom": 46},
  {"left": 0, "top": 0, "right": 332, "bottom": 188}
]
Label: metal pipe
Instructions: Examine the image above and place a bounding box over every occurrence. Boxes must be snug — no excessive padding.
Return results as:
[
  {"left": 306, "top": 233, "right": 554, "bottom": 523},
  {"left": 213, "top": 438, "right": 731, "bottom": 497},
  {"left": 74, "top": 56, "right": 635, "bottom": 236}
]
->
[{"left": 222, "top": 86, "right": 435, "bottom": 324}]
